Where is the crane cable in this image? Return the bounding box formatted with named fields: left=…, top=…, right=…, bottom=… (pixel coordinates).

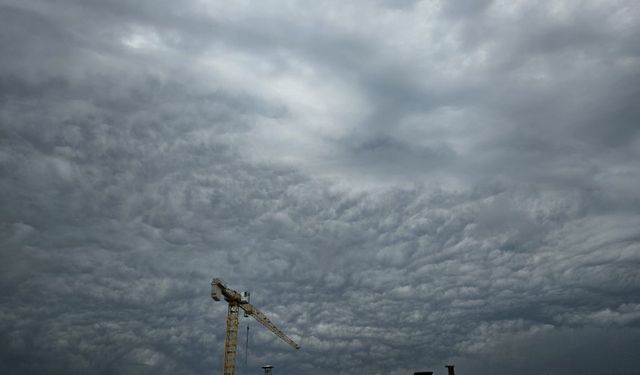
left=244, top=323, right=250, bottom=375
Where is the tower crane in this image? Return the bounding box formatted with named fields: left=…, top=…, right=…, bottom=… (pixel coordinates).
left=211, top=278, right=300, bottom=375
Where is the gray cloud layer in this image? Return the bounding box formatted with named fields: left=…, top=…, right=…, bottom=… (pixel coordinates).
left=1, top=1, right=639, bottom=374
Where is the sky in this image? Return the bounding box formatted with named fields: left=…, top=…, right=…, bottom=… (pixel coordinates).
left=1, top=0, right=639, bottom=374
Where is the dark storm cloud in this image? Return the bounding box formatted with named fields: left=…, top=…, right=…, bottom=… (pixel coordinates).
left=1, top=1, right=639, bottom=375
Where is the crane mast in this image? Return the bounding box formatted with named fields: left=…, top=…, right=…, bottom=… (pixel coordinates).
left=211, top=278, right=299, bottom=375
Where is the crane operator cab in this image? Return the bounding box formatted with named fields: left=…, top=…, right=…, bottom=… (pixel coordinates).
left=241, top=291, right=250, bottom=317
left=240, top=291, right=250, bottom=304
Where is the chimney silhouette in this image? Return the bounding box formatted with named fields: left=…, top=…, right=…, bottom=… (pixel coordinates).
left=445, top=365, right=455, bottom=375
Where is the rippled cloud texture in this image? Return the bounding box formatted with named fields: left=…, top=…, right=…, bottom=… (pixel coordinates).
left=1, top=1, right=640, bottom=374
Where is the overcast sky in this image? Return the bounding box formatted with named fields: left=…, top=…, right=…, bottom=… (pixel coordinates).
left=1, top=1, right=639, bottom=374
